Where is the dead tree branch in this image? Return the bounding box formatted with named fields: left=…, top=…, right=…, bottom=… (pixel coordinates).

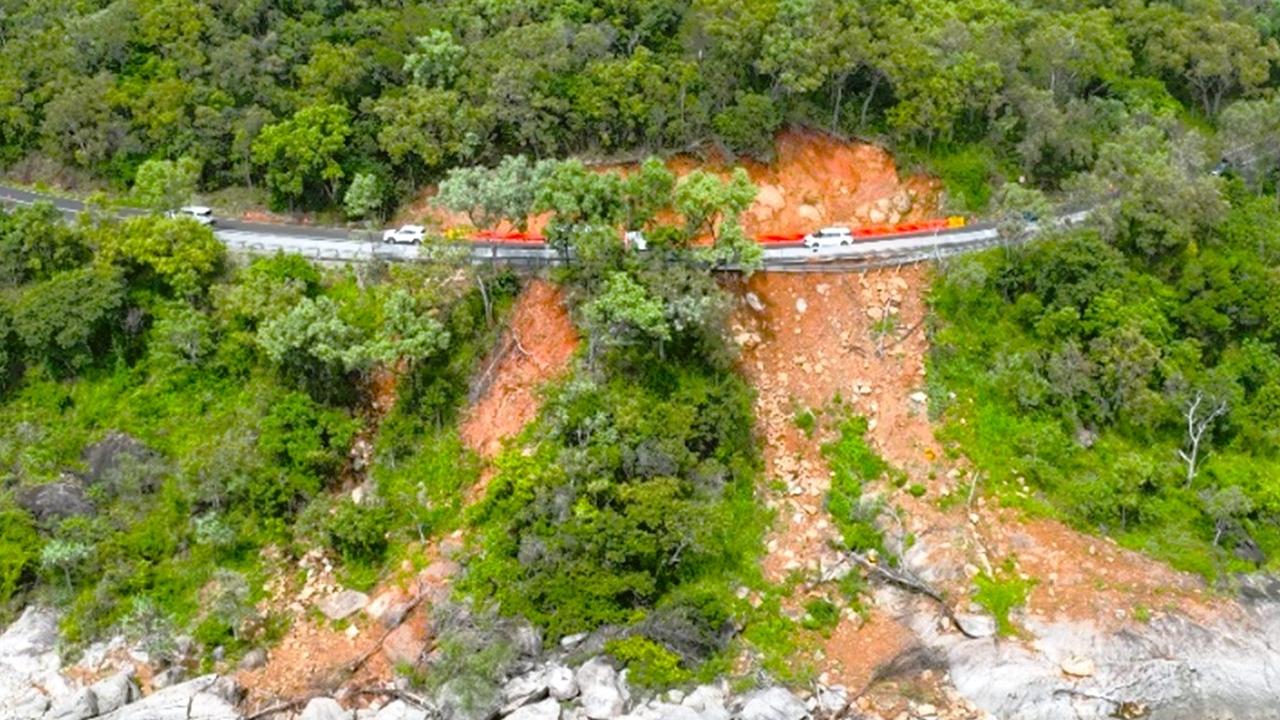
left=844, top=551, right=984, bottom=640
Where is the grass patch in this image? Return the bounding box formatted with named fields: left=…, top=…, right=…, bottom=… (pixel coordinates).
left=972, top=560, right=1035, bottom=637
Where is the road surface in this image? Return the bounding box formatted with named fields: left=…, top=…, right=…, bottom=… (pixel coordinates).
left=2, top=184, right=1064, bottom=271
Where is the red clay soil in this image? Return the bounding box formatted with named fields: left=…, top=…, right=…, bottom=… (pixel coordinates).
left=460, top=278, right=578, bottom=459
left=730, top=267, right=1228, bottom=702
left=397, top=129, right=940, bottom=239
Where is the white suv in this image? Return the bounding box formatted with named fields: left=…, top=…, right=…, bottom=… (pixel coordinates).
left=802, top=226, right=852, bottom=250
left=168, top=206, right=215, bottom=226
left=382, top=225, right=425, bottom=244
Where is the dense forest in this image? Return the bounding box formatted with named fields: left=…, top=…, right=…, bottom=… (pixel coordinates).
left=2, top=0, right=1279, bottom=213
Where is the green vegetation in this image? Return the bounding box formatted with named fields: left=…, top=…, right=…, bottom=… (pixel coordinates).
left=931, top=149, right=1280, bottom=578
left=3, top=1, right=1278, bottom=216
left=459, top=159, right=775, bottom=684
left=823, top=416, right=893, bottom=558
left=0, top=202, right=512, bottom=656
left=605, top=636, right=694, bottom=689
left=972, top=561, right=1036, bottom=637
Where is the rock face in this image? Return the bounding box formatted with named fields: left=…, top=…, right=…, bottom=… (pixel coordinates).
left=737, top=687, right=809, bottom=720
left=17, top=481, right=94, bottom=523
left=545, top=665, right=578, bottom=701
left=575, top=659, right=627, bottom=719
left=0, top=607, right=74, bottom=718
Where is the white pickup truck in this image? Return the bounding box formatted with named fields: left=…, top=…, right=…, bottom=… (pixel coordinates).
left=167, top=206, right=215, bottom=226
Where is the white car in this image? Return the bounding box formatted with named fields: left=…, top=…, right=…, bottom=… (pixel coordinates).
left=802, top=226, right=853, bottom=250
left=168, top=206, right=215, bottom=226
left=382, top=225, right=425, bottom=244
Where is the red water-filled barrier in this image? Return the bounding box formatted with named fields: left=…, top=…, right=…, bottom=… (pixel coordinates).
left=472, top=229, right=547, bottom=244
left=757, top=232, right=806, bottom=244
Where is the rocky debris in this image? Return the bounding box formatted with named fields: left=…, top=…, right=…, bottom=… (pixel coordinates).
left=300, top=698, right=347, bottom=720
left=505, top=698, right=559, bottom=720
left=743, top=292, right=766, bottom=314
left=318, top=590, right=370, bottom=621
left=575, top=658, right=628, bottom=719
left=150, top=666, right=186, bottom=689
left=95, top=675, right=240, bottom=720
left=17, top=480, right=94, bottom=523
left=737, top=687, right=810, bottom=720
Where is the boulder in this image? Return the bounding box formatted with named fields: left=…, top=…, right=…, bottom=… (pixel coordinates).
left=382, top=620, right=429, bottom=667
left=237, top=648, right=268, bottom=671
left=502, top=670, right=549, bottom=713
left=375, top=700, right=428, bottom=720
left=88, top=670, right=141, bottom=714
left=96, top=675, right=239, bottom=720
left=814, top=686, right=847, bottom=716
left=575, top=659, right=626, bottom=719
left=301, top=698, right=348, bottom=720
left=17, top=481, right=93, bottom=523
left=738, top=687, right=808, bottom=720
left=506, top=698, right=560, bottom=720
left=511, top=623, right=543, bottom=659
left=43, top=688, right=98, bottom=720
left=743, top=293, right=765, bottom=314
left=318, top=590, right=369, bottom=621
left=150, top=666, right=186, bottom=690
left=545, top=665, right=578, bottom=701
left=81, top=430, right=162, bottom=495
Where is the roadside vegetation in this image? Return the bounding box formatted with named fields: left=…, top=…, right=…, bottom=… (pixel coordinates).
left=0, top=201, right=515, bottom=661
left=2, top=1, right=1278, bottom=219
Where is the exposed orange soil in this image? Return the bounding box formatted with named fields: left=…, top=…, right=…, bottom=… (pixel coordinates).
left=400, top=129, right=940, bottom=239
left=731, top=268, right=1226, bottom=703
left=460, top=278, right=578, bottom=460
left=237, top=539, right=461, bottom=708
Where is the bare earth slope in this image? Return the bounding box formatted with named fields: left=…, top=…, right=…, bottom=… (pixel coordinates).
left=732, top=268, right=1280, bottom=719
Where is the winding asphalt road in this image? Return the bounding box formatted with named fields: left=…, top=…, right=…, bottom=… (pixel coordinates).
left=1, top=184, right=1051, bottom=271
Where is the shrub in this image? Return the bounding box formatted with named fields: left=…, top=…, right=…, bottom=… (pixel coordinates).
left=0, top=507, right=40, bottom=605
left=823, top=416, right=890, bottom=556
left=800, top=598, right=840, bottom=635
left=325, top=499, right=391, bottom=565
left=605, top=636, right=693, bottom=689
left=972, top=561, right=1035, bottom=637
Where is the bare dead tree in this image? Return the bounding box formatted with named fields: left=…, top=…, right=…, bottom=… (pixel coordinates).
left=1178, top=391, right=1228, bottom=489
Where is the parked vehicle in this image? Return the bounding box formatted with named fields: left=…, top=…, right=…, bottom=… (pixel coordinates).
left=802, top=226, right=852, bottom=250
left=382, top=225, right=426, bottom=244
left=167, top=206, right=215, bottom=226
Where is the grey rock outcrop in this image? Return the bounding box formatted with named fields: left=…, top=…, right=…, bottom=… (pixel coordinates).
left=737, top=687, right=809, bottom=720
left=0, top=607, right=73, bottom=719
left=17, top=481, right=93, bottom=523
left=88, top=671, right=140, bottom=715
